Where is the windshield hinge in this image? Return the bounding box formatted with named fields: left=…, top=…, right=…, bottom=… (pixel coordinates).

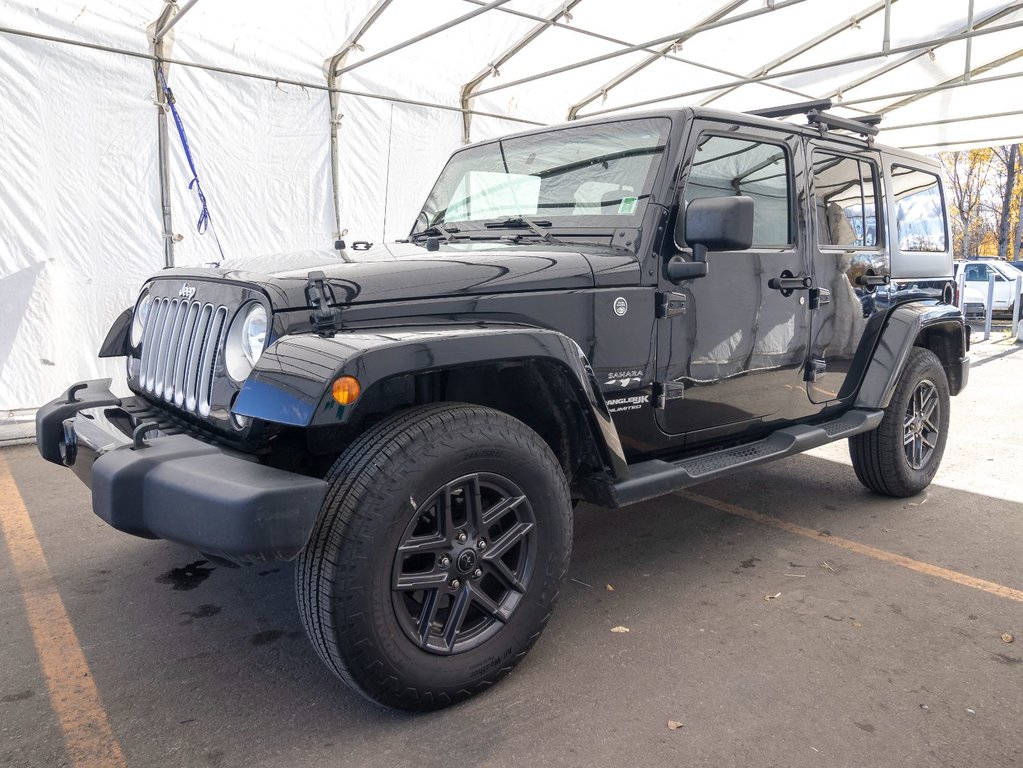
left=305, top=270, right=342, bottom=337
left=656, top=291, right=688, bottom=318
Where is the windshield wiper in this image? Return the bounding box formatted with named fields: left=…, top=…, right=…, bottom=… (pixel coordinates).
left=411, top=224, right=461, bottom=243
left=483, top=216, right=566, bottom=246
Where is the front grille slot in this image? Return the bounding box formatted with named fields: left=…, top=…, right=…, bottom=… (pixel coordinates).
left=139, top=297, right=229, bottom=417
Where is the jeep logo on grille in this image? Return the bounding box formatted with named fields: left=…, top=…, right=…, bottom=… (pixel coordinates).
left=178, top=284, right=196, bottom=300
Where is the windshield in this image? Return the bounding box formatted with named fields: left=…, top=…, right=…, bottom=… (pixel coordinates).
left=413, top=117, right=671, bottom=234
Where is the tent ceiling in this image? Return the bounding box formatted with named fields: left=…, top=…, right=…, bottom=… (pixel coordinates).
left=4, top=0, right=1023, bottom=152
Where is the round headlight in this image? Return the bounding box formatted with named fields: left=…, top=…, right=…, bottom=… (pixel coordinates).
left=242, top=304, right=267, bottom=365
left=130, top=290, right=152, bottom=347
left=225, top=302, right=268, bottom=382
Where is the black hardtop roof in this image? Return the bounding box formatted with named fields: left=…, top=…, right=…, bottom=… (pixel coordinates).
left=471, top=106, right=939, bottom=170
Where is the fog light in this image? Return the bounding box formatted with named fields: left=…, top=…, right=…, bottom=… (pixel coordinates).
left=331, top=376, right=361, bottom=405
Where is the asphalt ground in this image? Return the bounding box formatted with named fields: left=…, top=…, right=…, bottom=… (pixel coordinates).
left=2, top=335, right=1021, bottom=768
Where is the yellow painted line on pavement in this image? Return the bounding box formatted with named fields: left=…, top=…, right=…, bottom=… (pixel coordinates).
left=677, top=490, right=1023, bottom=604
left=0, top=456, right=126, bottom=767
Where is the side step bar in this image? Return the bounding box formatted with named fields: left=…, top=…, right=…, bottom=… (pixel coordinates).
left=590, top=409, right=883, bottom=509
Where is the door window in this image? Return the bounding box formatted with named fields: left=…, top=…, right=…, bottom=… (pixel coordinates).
left=811, top=152, right=878, bottom=247
left=683, top=134, right=792, bottom=247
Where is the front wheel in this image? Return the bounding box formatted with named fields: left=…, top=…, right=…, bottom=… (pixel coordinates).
left=296, top=403, right=572, bottom=710
left=849, top=347, right=950, bottom=497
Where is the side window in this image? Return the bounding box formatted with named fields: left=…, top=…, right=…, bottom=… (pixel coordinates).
left=891, top=165, right=947, bottom=252
left=684, top=134, right=791, bottom=246
left=964, top=264, right=987, bottom=282
left=811, top=152, right=878, bottom=247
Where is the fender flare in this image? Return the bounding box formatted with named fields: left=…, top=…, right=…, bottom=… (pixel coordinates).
left=854, top=301, right=967, bottom=409
left=233, top=324, right=628, bottom=479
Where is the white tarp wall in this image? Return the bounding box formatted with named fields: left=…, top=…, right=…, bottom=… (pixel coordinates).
left=2, top=0, right=1023, bottom=419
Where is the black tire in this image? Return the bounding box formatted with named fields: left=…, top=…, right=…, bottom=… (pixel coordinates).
left=296, top=403, right=572, bottom=711
left=849, top=347, right=950, bottom=497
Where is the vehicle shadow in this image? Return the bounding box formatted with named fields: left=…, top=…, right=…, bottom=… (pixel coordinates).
left=8, top=447, right=1023, bottom=768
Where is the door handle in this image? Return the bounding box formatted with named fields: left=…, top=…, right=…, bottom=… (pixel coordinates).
left=768, top=270, right=813, bottom=297
left=855, top=273, right=891, bottom=287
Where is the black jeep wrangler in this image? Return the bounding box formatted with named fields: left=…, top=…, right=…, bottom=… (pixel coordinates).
left=37, top=101, right=969, bottom=710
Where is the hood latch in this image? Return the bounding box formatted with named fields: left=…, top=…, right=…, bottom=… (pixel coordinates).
left=305, top=270, right=342, bottom=337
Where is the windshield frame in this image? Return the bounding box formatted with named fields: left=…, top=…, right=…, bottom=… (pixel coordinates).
left=410, top=115, right=678, bottom=240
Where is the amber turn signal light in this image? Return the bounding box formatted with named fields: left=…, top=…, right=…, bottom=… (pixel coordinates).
left=331, top=376, right=361, bottom=405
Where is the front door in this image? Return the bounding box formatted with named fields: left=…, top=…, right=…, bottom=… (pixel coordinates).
left=805, top=143, right=886, bottom=403
left=655, top=122, right=816, bottom=443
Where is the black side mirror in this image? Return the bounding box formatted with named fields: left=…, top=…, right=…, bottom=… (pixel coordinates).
left=667, top=196, right=755, bottom=282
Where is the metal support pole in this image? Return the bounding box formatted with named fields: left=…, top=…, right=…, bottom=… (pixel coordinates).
left=461, top=0, right=584, bottom=143
left=575, top=15, right=1023, bottom=119
left=882, top=0, right=892, bottom=52
left=153, top=0, right=200, bottom=43
left=964, top=0, right=975, bottom=81
left=325, top=0, right=395, bottom=242
left=150, top=2, right=178, bottom=268
left=567, top=0, right=749, bottom=120
left=474, top=0, right=811, bottom=99
left=698, top=0, right=892, bottom=108
left=836, top=2, right=1020, bottom=97
left=956, top=270, right=967, bottom=310
left=334, top=0, right=513, bottom=77
left=985, top=273, right=995, bottom=340
left=1013, top=275, right=1022, bottom=338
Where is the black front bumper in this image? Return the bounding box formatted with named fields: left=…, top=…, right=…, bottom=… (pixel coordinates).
left=36, top=380, right=327, bottom=563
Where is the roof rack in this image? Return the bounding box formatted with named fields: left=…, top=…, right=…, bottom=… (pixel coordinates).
left=747, top=99, right=882, bottom=139
left=747, top=99, right=833, bottom=119
left=806, top=109, right=881, bottom=138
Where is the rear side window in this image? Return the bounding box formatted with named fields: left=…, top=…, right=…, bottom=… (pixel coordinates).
left=891, top=166, right=947, bottom=252
left=811, top=152, right=878, bottom=247
left=684, top=134, right=791, bottom=246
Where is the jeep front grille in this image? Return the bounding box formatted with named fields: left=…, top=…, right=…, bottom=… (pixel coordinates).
left=138, top=298, right=229, bottom=417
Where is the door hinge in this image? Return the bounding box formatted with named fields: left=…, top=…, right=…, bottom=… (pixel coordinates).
left=657, top=291, right=688, bottom=318
left=804, top=358, right=827, bottom=382
left=809, top=286, right=831, bottom=310
left=653, top=381, right=685, bottom=409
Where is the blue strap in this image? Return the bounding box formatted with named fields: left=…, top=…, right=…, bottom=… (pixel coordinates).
left=157, top=65, right=225, bottom=259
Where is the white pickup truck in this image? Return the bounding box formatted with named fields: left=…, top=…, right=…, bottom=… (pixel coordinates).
left=954, top=260, right=1023, bottom=314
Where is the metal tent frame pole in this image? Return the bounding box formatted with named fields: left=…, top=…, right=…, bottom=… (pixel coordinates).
left=698, top=0, right=896, bottom=108
left=823, top=2, right=1022, bottom=105
left=876, top=48, right=1023, bottom=114
left=884, top=108, right=1023, bottom=133
left=565, top=0, right=750, bottom=121
left=333, top=0, right=513, bottom=77
left=461, top=0, right=827, bottom=110
left=323, top=0, right=511, bottom=238
left=574, top=17, right=1023, bottom=119
left=460, top=0, right=585, bottom=144
left=324, top=0, right=395, bottom=241
left=153, top=0, right=200, bottom=44
left=472, top=0, right=812, bottom=100
left=150, top=1, right=181, bottom=268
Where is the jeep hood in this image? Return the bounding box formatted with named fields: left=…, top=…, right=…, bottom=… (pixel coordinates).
left=158, top=241, right=638, bottom=310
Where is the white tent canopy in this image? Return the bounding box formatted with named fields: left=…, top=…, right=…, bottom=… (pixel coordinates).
left=2, top=0, right=1022, bottom=419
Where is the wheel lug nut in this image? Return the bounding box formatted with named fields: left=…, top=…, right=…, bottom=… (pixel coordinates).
left=450, top=579, right=461, bottom=589
left=439, top=556, right=451, bottom=567
left=477, top=539, right=486, bottom=550
left=457, top=531, right=468, bottom=543
left=472, top=568, right=482, bottom=579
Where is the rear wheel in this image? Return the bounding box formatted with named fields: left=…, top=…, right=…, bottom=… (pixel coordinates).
left=849, top=347, right=950, bottom=497
left=296, top=403, right=571, bottom=710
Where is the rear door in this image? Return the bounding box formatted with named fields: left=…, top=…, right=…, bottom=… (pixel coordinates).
left=805, top=142, right=886, bottom=403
